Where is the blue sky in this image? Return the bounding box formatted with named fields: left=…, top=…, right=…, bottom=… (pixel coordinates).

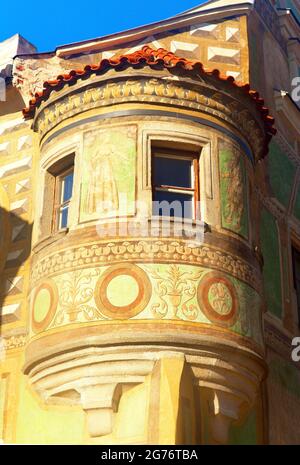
left=0, top=1, right=206, bottom=53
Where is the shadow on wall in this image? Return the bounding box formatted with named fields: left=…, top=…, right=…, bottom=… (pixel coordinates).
left=0, top=206, right=32, bottom=336
left=0, top=84, right=26, bottom=117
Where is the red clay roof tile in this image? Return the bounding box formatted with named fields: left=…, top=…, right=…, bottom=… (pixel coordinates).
left=22, top=46, right=276, bottom=152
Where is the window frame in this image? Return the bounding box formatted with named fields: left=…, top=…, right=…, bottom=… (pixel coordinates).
left=151, top=147, right=200, bottom=220
left=52, top=165, right=74, bottom=232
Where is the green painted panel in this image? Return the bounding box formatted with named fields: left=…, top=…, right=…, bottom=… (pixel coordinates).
left=219, top=143, right=249, bottom=239
left=228, top=409, right=257, bottom=445
left=269, top=358, right=300, bottom=399
left=268, top=140, right=296, bottom=208
left=293, top=187, right=300, bottom=221
left=260, top=208, right=282, bottom=319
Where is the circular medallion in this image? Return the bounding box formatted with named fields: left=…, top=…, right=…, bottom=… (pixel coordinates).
left=197, top=272, right=238, bottom=327
left=32, top=280, right=58, bottom=333
left=95, top=264, right=151, bottom=319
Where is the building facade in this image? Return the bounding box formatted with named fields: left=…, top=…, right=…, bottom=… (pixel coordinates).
left=0, top=0, right=300, bottom=445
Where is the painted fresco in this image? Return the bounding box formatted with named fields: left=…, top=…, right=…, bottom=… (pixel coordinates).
left=80, top=125, right=137, bottom=221
left=30, top=263, right=263, bottom=348
left=219, top=141, right=249, bottom=238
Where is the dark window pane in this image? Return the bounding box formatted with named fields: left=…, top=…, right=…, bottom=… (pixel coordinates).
left=153, top=156, right=193, bottom=188
left=60, top=206, right=69, bottom=229
left=153, top=190, right=193, bottom=219
left=62, top=172, right=74, bottom=202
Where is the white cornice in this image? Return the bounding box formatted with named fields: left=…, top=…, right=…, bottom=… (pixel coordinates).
left=55, top=2, right=254, bottom=58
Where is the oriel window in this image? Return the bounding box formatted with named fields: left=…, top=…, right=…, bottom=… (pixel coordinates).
left=53, top=167, right=74, bottom=230
left=152, top=148, right=200, bottom=219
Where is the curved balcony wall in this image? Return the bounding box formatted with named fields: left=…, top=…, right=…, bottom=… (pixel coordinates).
left=22, top=49, right=274, bottom=442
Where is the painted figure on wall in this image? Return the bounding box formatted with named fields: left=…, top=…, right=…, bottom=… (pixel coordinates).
left=219, top=141, right=249, bottom=238
left=222, top=154, right=244, bottom=229
left=84, top=134, right=119, bottom=215
left=81, top=126, right=137, bottom=221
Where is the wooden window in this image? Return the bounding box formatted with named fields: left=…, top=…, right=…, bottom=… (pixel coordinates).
left=53, top=166, right=74, bottom=231
left=292, top=245, right=300, bottom=327
left=152, top=148, right=200, bottom=219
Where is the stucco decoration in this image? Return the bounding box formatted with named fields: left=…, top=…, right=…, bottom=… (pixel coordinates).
left=80, top=125, right=137, bottom=221
left=33, top=76, right=267, bottom=163
left=30, top=239, right=261, bottom=291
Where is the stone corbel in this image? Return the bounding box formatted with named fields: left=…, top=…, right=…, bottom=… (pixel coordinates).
left=187, top=345, right=266, bottom=444
left=79, top=383, right=123, bottom=437
left=24, top=348, right=156, bottom=438
left=208, top=390, right=245, bottom=445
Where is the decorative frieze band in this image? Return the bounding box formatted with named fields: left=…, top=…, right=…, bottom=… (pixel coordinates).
left=1, top=333, right=28, bottom=351
left=35, top=77, right=264, bottom=160
left=30, top=238, right=261, bottom=292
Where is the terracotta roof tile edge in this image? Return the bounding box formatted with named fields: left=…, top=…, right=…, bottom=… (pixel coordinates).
left=22, top=46, right=277, bottom=155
